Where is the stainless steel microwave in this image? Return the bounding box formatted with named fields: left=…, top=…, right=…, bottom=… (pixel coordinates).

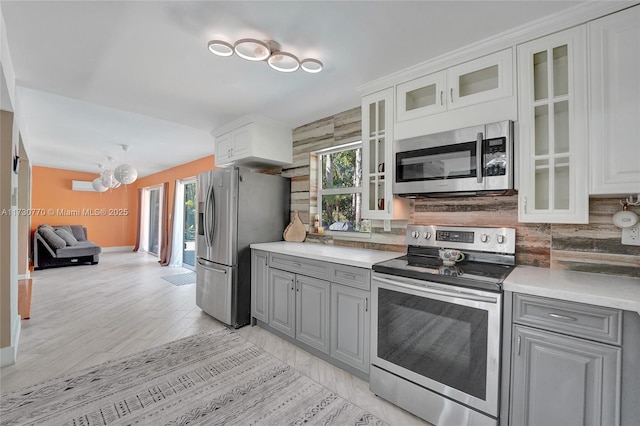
left=393, top=120, right=514, bottom=197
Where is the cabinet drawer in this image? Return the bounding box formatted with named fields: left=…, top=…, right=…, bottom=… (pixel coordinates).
left=513, top=294, right=621, bottom=345
left=268, top=253, right=330, bottom=280
left=330, top=264, right=371, bottom=290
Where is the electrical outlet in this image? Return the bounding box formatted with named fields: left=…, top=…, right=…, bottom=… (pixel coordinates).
left=621, top=224, right=640, bottom=246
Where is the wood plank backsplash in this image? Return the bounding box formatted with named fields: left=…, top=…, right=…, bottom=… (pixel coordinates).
left=281, top=108, right=640, bottom=278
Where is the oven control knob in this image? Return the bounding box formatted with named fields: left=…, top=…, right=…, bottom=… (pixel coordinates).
left=412, top=231, right=420, bottom=239
left=481, top=233, right=490, bottom=243
left=497, top=234, right=506, bottom=244
left=423, top=231, right=432, bottom=240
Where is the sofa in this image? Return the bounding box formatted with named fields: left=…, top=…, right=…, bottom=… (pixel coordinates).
left=33, top=224, right=101, bottom=270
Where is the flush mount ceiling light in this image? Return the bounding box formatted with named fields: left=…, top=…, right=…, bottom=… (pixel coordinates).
left=301, top=58, right=323, bottom=73
left=207, top=40, right=234, bottom=57
left=207, top=37, right=323, bottom=73
left=268, top=52, right=300, bottom=73
left=234, top=38, right=270, bottom=61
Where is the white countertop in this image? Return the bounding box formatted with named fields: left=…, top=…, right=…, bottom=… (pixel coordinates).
left=250, top=242, right=402, bottom=269
left=504, top=266, right=640, bottom=313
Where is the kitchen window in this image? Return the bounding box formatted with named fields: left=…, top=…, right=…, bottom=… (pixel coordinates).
left=315, top=142, right=370, bottom=234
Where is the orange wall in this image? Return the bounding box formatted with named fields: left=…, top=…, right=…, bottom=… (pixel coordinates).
left=31, top=167, right=132, bottom=247
left=32, top=155, right=215, bottom=247
left=126, top=155, right=215, bottom=246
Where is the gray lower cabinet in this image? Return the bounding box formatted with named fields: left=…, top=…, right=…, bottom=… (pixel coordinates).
left=251, top=250, right=372, bottom=379
left=250, top=249, right=269, bottom=323
left=295, top=275, right=330, bottom=354
left=330, top=283, right=370, bottom=373
left=268, top=268, right=296, bottom=338
left=509, top=294, right=622, bottom=426
left=268, top=267, right=331, bottom=354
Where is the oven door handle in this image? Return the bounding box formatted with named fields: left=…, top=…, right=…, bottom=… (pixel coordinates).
left=372, top=275, right=498, bottom=304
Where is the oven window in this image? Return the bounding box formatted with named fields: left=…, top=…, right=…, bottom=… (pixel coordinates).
left=396, top=141, right=476, bottom=182
left=377, top=288, right=488, bottom=400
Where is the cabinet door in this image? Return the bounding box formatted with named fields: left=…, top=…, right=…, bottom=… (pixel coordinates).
left=361, top=88, right=408, bottom=220
left=447, top=49, right=513, bottom=110
left=232, top=123, right=252, bottom=160
left=215, top=132, right=232, bottom=165
left=268, top=268, right=295, bottom=337
left=396, top=71, right=447, bottom=122
left=589, top=6, right=640, bottom=195
left=511, top=325, right=620, bottom=426
left=295, top=275, right=330, bottom=354
left=330, top=284, right=370, bottom=373
left=251, top=250, right=269, bottom=323
left=517, top=26, right=589, bottom=223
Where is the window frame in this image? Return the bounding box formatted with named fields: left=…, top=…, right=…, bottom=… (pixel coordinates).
left=315, top=141, right=370, bottom=237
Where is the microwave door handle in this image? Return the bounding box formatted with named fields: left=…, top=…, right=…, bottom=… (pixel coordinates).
left=476, top=132, right=483, bottom=184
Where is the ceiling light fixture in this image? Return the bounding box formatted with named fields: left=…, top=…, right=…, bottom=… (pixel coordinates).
left=91, top=145, right=138, bottom=192
left=234, top=38, right=270, bottom=61
left=208, top=40, right=234, bottom=57
left=207, top=37, right=323, bottom=73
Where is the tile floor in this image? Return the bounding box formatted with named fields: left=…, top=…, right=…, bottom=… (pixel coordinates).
left=0, top=251, right=430, bottom=425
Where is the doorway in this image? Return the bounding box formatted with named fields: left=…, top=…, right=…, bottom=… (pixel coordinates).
left=182, top=180, right=196, bottom=269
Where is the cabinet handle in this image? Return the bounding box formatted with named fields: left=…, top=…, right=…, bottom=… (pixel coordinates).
left=450, top=88, right=454, bottom=103
left=523, top=196, right=528, bottom=214
left=517, top=335, right=521, bottom=356
left=440, top=90, right=443, bottom=105
left=294, top=262, right=302, bottom=267
left=291, top=279, right=294, bottom=291
left=365, top=297, right=368, bottom=312
left=548, top=313, right=578, bottom=321
left=476, top=132, right=484, bottom=184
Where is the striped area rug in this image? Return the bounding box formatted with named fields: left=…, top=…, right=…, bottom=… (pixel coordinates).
left=0, top=328, right=386, bottom=425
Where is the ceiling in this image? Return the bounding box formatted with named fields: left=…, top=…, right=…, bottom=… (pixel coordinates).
left=0, top=1, right=584, bottom=177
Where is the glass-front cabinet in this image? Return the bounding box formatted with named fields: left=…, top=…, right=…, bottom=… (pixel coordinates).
left=517, top=26, right=589, bottom=223
left=396, top=49, right=513, bottom=122
left=361, top=88, right=408, bottom=220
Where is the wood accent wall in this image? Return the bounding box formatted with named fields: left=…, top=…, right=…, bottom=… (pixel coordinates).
left=286, top=109, right=640, bottom=278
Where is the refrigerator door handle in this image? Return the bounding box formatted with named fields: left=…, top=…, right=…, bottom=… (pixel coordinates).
left=206, top=184, right=215, bottom=247
left=197, top=258, right=227, bottom=273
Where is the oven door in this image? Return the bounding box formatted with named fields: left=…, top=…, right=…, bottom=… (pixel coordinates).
left=371, top=272, right=502, bottom=417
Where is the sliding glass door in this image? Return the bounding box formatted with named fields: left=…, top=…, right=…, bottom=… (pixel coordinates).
left=147, top=188, right=161, bottom=255
left=182, top=181, right=196, bottom=269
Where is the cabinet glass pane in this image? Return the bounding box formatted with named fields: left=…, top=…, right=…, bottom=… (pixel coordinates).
left=406, top=85, right=437, bottom=111
left=535, top=105, right=549, bottom=156
left=554, top=101, right=569, bottom=154
left=368, top=139, right=377, bottom=174
left=378, top=100, right=386, bottom=132
left=369, top=103, right=375, bottom=136
left=554, top=157, right=570, bottom=210
left=533, top=51, right=548, bottom=101
left=535, top=159, right=550, bottom=210
left=553, top=45, right=569, bottom=97
left=459, top=65, right=499, bottom=98
left=377, top=138, right=385, bottom=176
left=369, top=179, right=377, bottom=210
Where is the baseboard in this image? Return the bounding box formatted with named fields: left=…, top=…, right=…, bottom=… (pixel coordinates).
left=0, top=316, right=21, bottom=367
left=102, top=246, right=134, bottom=253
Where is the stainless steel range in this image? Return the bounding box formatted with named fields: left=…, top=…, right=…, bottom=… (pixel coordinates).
left=370, top=225, right=516, bottom=426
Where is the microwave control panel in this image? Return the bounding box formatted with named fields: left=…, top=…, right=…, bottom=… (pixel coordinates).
left=483, top=137, right=507, bottom=177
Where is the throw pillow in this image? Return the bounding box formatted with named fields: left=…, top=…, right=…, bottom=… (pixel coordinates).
left=39, top=226, right=67, bottom=249
left=55, top=228, right=78, bottom=246
left=69, top=225, right=87, bottom=241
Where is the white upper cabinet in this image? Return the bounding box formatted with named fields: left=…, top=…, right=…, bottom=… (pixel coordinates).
left=396, top=71, right=447, bottom=122
left=395, top=49, right=516, bottom=139
left=447, top=48, right=513, bottom=110
left=361, top=88, right=409, bottom=220
left=588, top=5, right=640, bottom=195
left=517, top=26, right=589, bottom=224
left=214, top=115, right=292, bottom=168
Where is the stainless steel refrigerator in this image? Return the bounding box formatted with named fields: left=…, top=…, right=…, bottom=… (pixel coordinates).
left=196, top=167, right=290, bottom=328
